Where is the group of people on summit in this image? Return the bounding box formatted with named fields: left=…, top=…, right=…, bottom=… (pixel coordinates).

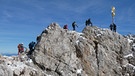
left=63, top=18, right=93, bottom=31
left=85, top=18, right=93, bottom=26
left=110, top=23, right=116, bottom=32
left=63, top=18, right=116, bottom=32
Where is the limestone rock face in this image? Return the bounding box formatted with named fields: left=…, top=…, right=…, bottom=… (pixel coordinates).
left=32, top=23, right=131, bottom=76
left=0, top=23, right=135, bottom=76
left=32, top=23, right=86, bottom=76
left=82, top=26, right=131, bottom=76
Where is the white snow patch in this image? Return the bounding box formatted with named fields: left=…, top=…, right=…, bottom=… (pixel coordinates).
left=2, top=55, right=7, bottom=57
left=6, top=61, right=12, bottom=65
left=126, top=73, right=130, bottom=76
left=68, top=30, right=76, bottom=33
left=78, top=33, right=83, bottom=35
left=28, top=59, right=33, bottom=63
left=8, top=62, right=27, bottom=71
left=123, top=63, right=128, bottom=67
left=124, top=53, right=133, bottom=58
left=46, top=75, right=52, bottom=76
left=45, top=28, right=48, bottom=31
left=80, top=36, right=86, bottom=40
left=25, top=58, right=33, bottom=63
left=102, top=28, right=109, bottom=31
left=132, top=43, right=135, bottom=47
left=76, top=40, right=79, bottom=45
left=97, top=34, right=102, bottom=37
left=77, top=69, right=82, bottom=74
left=123, top=63, right=135, bottom=69
left=78, top=33, right=86, bottom=40
left=128, top=39, right=133, bottom=43
left=128, top=64, right=135, bottom=69
left=48, top=26, right=51, bottom=29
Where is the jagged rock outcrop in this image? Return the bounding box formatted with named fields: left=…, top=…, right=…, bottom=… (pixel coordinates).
left=122, top=34, right=135, bottom=76
left=31, top=23, right=131, bottom=76
left=0, top=22, right=135, bottom=76
left=0, top=55, right=46, bottom=76
left=32, top=23, right=86, bottom=76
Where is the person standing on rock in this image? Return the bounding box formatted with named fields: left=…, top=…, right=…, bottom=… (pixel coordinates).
left=110, top=6, right=117, bottom=32
left=110, top=23, right=117, bottom=32
left=87, top=18, right=93, bottom=26
left=110, top=24, right=113, bottom=31
left=72, top=21, right=78, bottom=31
left=113, top=23, right=116, bottom=32
left=85, top=20, right=88, bottom=26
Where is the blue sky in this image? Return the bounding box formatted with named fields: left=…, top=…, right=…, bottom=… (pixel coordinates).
left=0, top=0, right=135, bottom=54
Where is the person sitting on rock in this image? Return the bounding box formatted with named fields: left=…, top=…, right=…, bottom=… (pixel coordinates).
left=63, top=24, right=68, bottom=29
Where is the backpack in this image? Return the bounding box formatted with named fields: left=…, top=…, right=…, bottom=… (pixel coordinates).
left=29, top=42, right=35, bottom=49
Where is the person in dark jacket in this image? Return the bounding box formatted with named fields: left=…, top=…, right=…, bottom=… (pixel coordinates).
left=36, top=35, right=41, bottom=42
left=110, top=24, right=113, bottom=31
left=63, top=25, right=68, bottom=29
left=85, top=20, right=88, bottom=26
left=87, top=18, right=93, bottom=26
left=110, top=23, right=117, bottom=32
left=28, top=41, right=36, bottom=55
left=113, top=23, right=116, bottom=32
left=72, top=21, right=78, bottom=31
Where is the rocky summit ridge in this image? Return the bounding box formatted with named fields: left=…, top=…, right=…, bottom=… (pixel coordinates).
left=0, top=22, right=135, bottom=76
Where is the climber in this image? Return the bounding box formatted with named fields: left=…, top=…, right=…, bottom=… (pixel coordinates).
left=17, top=43, right=24, bottom=55
left=85, top=20, right=88, bottom=26
left=110, top=23, right=117, bottom=32
left=72, top=21, right=78, bottom=31
left=87, top=18, right=93, bottom=26
left=110, top=24, right=113, bottom=31
left=63, top=24, right=68, bottom=29
left=36, top=35, right=41, bottom=42
left=113, top=23, right=116, bottom=32
left=28, top=41, right=36, bottom=55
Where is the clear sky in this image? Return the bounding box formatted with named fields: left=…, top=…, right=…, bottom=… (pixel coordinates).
left=0, top=0, right=135, bottom=54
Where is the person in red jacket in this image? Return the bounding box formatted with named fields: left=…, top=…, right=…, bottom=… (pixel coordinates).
left=17, top=43, right=24, bottom=55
